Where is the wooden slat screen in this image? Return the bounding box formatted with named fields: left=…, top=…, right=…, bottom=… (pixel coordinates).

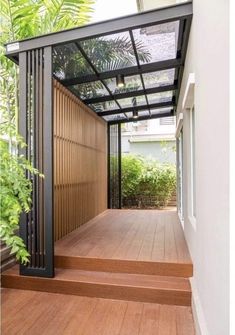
left=53, top=80, right=107, bottom=241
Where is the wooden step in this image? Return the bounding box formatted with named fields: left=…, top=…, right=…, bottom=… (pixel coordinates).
left=55, top=255, right=193, bottom=278
left=2, top=266, right=191, bottom=306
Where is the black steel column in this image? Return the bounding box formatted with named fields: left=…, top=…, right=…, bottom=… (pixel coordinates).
left=18, top=47, right=54, bottom=278
left=118, top=123, right=122, bottom=209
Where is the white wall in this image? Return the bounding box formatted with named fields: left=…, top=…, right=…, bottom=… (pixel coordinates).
left=177, top=1, right=229, bottom=334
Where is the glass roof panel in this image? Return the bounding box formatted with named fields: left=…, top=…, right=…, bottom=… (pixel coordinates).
left=89, top=100, right=119, bottom=112
left=150, top=107, right=173, bottom=115
left=143, top=69, right=175, bottom=89
left=79, top=31, right=137, bottom=73
left=138, top=110, right=150, bottom=116
left=132, top=21, right=180, bottom=64
left=147, top=91, right=173, bottom=104
left=104, top=75, right=143, bottom=94
left=103, top=114, right=127, bottom=121
left=69, top=81, right=109, bottom=100
left=53, top=43, right=94, bottom=80
left=117, top=95, right=147, bottom=108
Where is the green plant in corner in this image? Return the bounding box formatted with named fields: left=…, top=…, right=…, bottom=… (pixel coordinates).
left=0, top=0, right=95, bottom=264
left=0, top=123, right=44, bottom=264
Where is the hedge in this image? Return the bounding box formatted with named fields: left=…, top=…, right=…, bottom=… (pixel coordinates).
left=121, top=154, right=176, bottom=208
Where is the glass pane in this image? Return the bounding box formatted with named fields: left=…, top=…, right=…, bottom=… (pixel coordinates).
left=138, top=110, right=150, bottom=116
left=117, top=95, right=147, bottom=108
left=104, top=75, right=143, bottom=94
left=125, top=112, right=134, bottom=118
left=147, top=91, right=173, bottom=104
left=53, top=43, right=94, bottom=80
left=80, top=31, right=137, bottom=72
left=150, top=107, right=172, bottom=115
left=103, top=114, right=127, bottom=121
left=143, top=69, right=175, bottom=89
left=133, top=21, right=180, bottom=64
left=89, top=100, right=119, bottom=112
left=69, top=81, right=109, bottom=100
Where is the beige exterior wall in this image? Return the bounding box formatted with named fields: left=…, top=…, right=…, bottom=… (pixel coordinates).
left=176, top=1, right=229, bottom=335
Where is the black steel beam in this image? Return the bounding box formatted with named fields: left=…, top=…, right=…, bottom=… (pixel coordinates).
left=97, top=101, right=174, bottom=116
left=129, top=29, right=151, bottom=116
left=84, top=83, right=178, bottom=104
left=108, top=111, right=174, bottom=125
left=175, top=15, right=192, bottom=104
left=60, top=58, right=182, bottom=86
left=5, top=2, right=193, bottom=57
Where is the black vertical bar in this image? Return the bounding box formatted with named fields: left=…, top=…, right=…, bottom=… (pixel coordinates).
left=32, top=49, right=37, bottom=267
left=27, top=51, right=32, bottom=267
left=107, top=124, right=111, bottom=209
left=43, top=46, right=54, bottom=277
left=19, top=52, right=28, bottom=275
left=39, top=48, right=44, bottom=268
left=118, top=123, right=122, bottom=209
left=35, top=49, right=40, bottom=267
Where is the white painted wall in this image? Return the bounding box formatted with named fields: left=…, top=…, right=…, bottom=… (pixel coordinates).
left=176, top=1, right=229, bottom=334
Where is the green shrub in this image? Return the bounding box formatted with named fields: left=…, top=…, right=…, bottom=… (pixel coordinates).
left=121, top=155, right=176, bottom=208
left=138, top=160, right=176, bottom=207
left=121, top=155, right=144, bottom=197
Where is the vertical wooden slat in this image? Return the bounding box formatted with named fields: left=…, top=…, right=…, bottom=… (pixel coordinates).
left=53, top=80, right=107, bottom=241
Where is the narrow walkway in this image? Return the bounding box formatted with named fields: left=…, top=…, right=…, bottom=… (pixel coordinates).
left=55, top=209, right=191, bottom=264
left=2, top=288, right=195, bottom=335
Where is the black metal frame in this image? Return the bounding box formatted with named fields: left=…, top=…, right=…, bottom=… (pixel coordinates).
left=107, top=123, right=122, bottom=209
left=6, top=2, right=192, bottom=57
left=6, top=2, right=192, bottom=125
left=18, top=47, right=54, bottom=278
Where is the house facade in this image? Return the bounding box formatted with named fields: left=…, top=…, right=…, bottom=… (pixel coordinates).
left=137, top=0, right=229, bottom=334
left=122, top=116, right=176, bottom=163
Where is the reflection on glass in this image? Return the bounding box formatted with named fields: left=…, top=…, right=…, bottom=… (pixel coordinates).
left=133, top=21, right=179, bottom=64
left=147, top=91, right=173, bottom=104
left=138, top=110, right=150, bottom=116
left=70, top=81, right=109, bottom=100
left=150, top=107, right=172, bottom=115
left=117, top=95, right=146, bottom=108
left=53, top=43, right=94, bottom=79
left=104, top=75, right=143, bottom=94
left=143, top=69, right=175, bottom=89
left=80, top=32, right=138, bottom=72
left=89, top=100, right=119, bottom=112
left=103, top=113, right=127, bottom=121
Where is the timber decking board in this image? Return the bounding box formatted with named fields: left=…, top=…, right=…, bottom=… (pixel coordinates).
left=55, top=209, right=192, bottom=264
left=1, top=289, right=195, bottom=335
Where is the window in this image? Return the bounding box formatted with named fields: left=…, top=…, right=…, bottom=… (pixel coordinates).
left=177, top=128, right=184, bottom=223
left=190, top=106, right=196, bottom=218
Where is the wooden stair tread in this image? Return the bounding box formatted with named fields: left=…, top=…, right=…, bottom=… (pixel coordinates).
left=2, top=266, right=191, bottom=306
left=3, top=266, right=191, bottom=291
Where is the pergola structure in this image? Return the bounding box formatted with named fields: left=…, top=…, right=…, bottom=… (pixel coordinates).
left=5, top=2, right=192, bottom=277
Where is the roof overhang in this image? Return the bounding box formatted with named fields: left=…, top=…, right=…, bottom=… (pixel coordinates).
left=5, top=1, right=192, bottom=124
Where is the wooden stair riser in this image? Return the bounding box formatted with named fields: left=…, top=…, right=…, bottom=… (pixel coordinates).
left=1, top=274, right=191, bottom=306
left=55, top=255, right=193, bottom=278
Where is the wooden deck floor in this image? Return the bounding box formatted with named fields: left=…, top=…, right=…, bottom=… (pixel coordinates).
left=1, top=288, right=195, bottom=335
left=55, top=209, right=191, bottom=264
